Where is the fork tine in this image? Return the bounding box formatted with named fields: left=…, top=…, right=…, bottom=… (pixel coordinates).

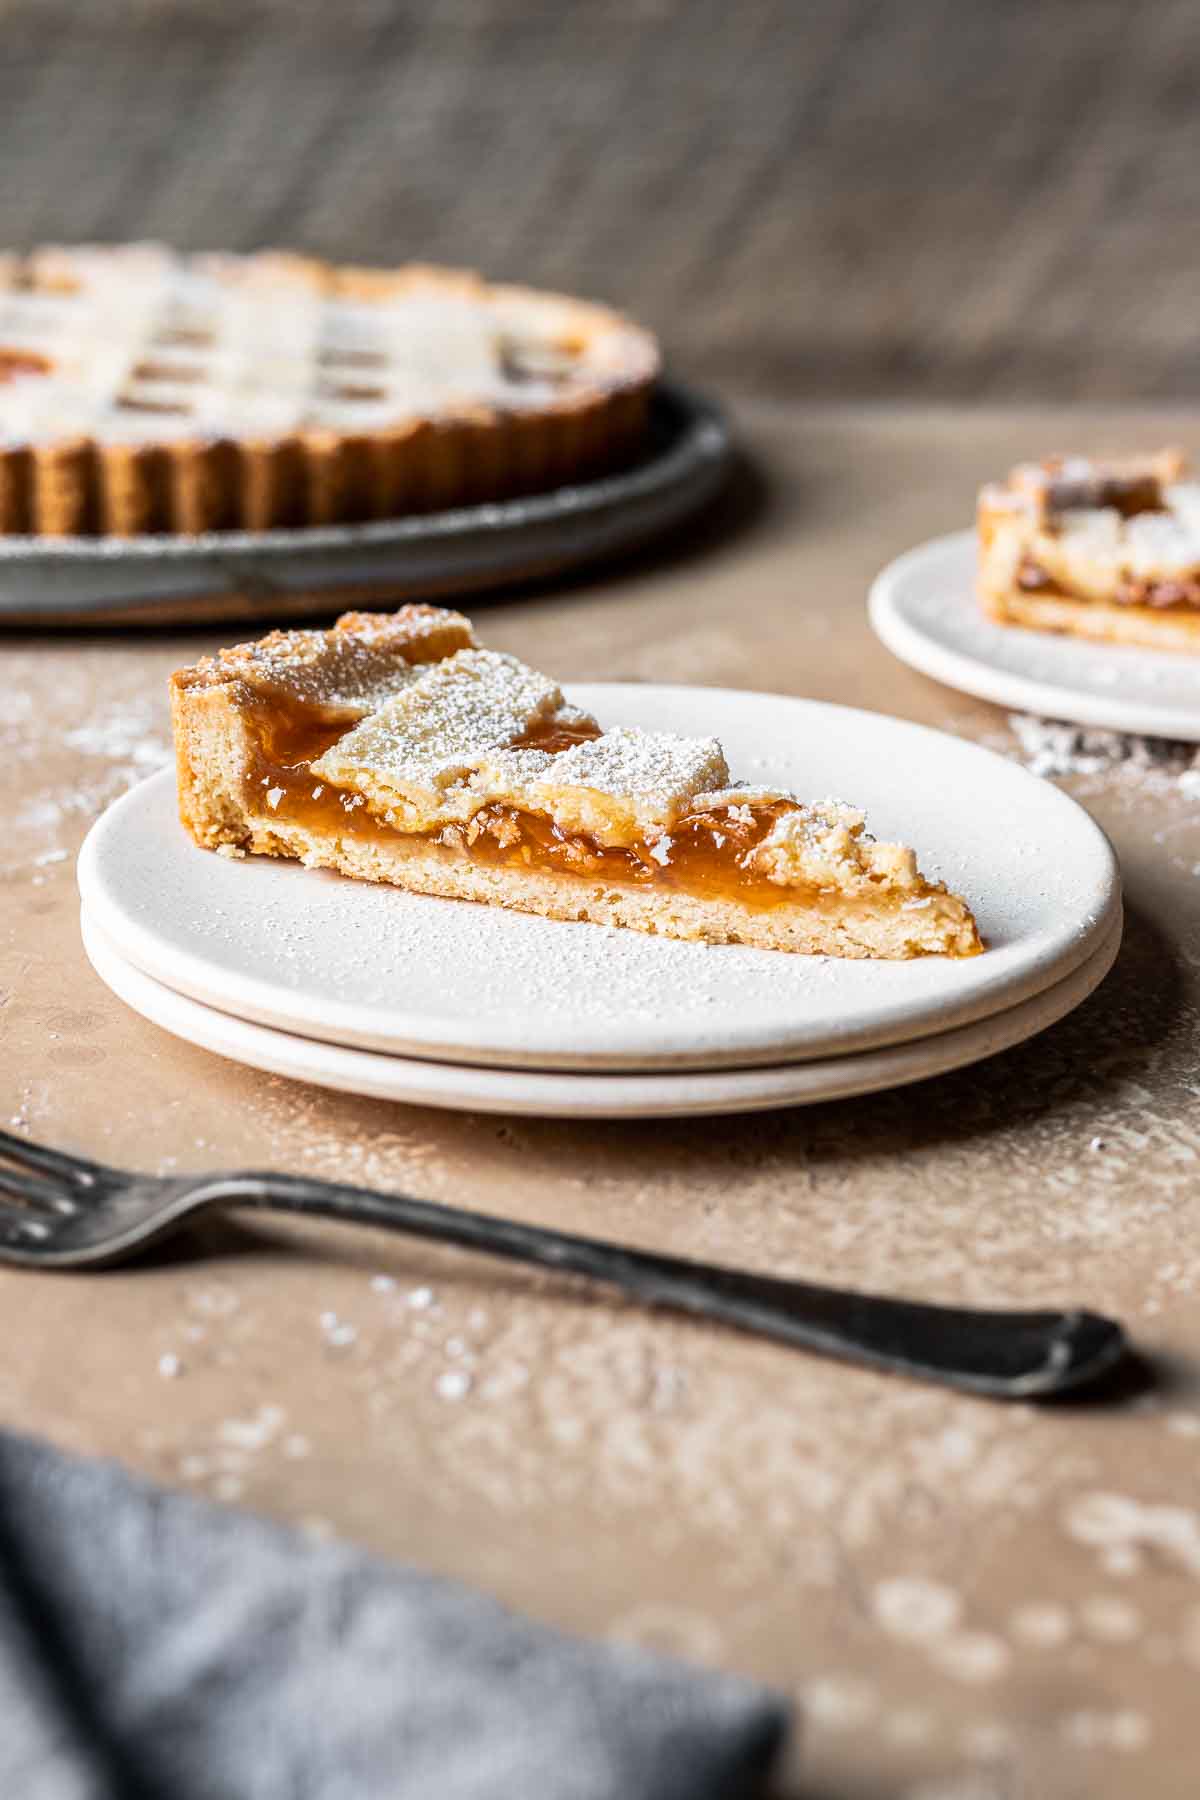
left=0, top=1164, right=64, bottom=1210
left=0, top=1192, right=61, bottom=1246
left=0, top=1127, right=106, bottom=1185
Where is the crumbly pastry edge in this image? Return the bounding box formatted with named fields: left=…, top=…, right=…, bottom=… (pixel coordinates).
left=0, top=257, right=659, bottom=537
left=979, top=583, right=1200, bottom=652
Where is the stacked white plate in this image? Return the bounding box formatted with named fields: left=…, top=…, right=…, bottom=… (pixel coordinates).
left=870, top=530, right=1200, bottom=741
left=78, top=684, right=1122, bottom=1119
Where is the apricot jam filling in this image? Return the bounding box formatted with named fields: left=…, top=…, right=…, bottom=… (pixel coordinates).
left=1017, top=556, right=1200, bottom=612
left=0, top=349, right=52, bottom=382
left=236, top=691, right=826, bottom=912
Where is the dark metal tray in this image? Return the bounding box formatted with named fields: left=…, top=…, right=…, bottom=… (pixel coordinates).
left=0, top=380, right=729, bottom=627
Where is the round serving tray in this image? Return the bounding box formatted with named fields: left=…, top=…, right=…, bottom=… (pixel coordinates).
left=0, top=380, right=730, bottom=628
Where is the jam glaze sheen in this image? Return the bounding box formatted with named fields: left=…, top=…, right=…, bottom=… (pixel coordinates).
left=237, top=690, right=835, bottom=914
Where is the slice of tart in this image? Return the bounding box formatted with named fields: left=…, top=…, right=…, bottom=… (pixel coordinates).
left=170, top=607, right=981, bottom=959
left=978, top=449, right=1200, bottom=651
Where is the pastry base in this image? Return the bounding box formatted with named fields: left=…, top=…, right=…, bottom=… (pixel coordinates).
left=981, top=585, right=1200, bottom=653
left=205, top=810, right=977, bottom=959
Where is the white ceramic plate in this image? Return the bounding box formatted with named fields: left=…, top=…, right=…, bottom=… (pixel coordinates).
left=870, top=529, right=1200, bottom=741
left=76, top=684, right=1122, bottom=1073
left=81, top=908, right=1122, bottom=1120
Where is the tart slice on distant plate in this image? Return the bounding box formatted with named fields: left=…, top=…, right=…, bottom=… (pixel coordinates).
left=978, top=448, right=1200, bottom=652
left=170, top=606, right=981, bottom=958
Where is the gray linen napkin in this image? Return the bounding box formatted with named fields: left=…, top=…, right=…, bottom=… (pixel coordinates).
left=0, top=1432, right=789, bottom=1800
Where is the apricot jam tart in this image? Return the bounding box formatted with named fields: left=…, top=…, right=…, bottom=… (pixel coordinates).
left=0, top=246, right=657, bottom=535
left=170, top=606, right=981, bottom=958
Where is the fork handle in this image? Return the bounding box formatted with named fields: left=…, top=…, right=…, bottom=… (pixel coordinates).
left=202, top=1173, right=1125, bottom=1399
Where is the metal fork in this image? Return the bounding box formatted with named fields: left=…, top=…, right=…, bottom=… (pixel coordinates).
left=0, top=1127, right=1125, bottom=1398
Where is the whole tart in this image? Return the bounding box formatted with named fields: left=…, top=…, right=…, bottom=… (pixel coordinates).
left=170, top=605, right=982, bottom=959
left=978, top=450, right=1200, bottom=651
left=0, top=245, right=659, bottom=537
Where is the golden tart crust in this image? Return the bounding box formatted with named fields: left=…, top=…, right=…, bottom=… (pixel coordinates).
left=0, top=246, right=658, bottom=536
left=170, top=606, right=982, bottom=960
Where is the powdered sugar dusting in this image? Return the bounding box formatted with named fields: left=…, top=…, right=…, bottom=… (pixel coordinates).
left=532, top=726, right=727, bottom=818
left=312, top=648, right=560, bottom=793
left=998, top=714, right=1200, bottom=790
left=194, top=608, right=474, bottom=715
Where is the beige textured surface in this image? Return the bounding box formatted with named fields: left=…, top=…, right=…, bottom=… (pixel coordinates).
left=4, top=402, right=1200, bottom=1799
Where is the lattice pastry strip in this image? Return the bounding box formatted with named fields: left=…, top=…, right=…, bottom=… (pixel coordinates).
left=177, top=606, right=477, bottom=720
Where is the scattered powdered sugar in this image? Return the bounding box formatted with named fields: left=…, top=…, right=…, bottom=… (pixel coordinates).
left=319, top=1311, right=357, bottom=1350
left=873, top=1576, right=962, bottom=1641
left=871, top=1579, right=1010, bottom=1687
left=803, top=1673, right=877, bottom=1732
left=931, top=1633, right=1011, bottom=1686
left=1010, top=1602, right=1072, bottom=1649
left=64, top=701, right=172, bottom=771
left=8, top=679, right=171, bottom=871
left=1079, top=1595, right=1141, bottom=1643
left=1061, top=1708, right=1151, bottom=1753
left=999, top=713, right=1200, bottom=791
left=219, top=1405, right=286, bottom=1452
left=1064, top=1492, right=1200, bottom=1577
left=435, top=1369, right=473, bottom=1401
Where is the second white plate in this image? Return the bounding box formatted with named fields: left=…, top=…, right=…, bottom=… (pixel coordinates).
left=870, top=529, right=1200, bottom=741
left=76, top=684, right=1122, bottom=1073
left=81, top=908, right=1122, bottom=1120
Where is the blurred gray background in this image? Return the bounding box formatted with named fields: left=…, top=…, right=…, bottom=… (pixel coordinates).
left=2, top=0, right=1197, bottom=401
